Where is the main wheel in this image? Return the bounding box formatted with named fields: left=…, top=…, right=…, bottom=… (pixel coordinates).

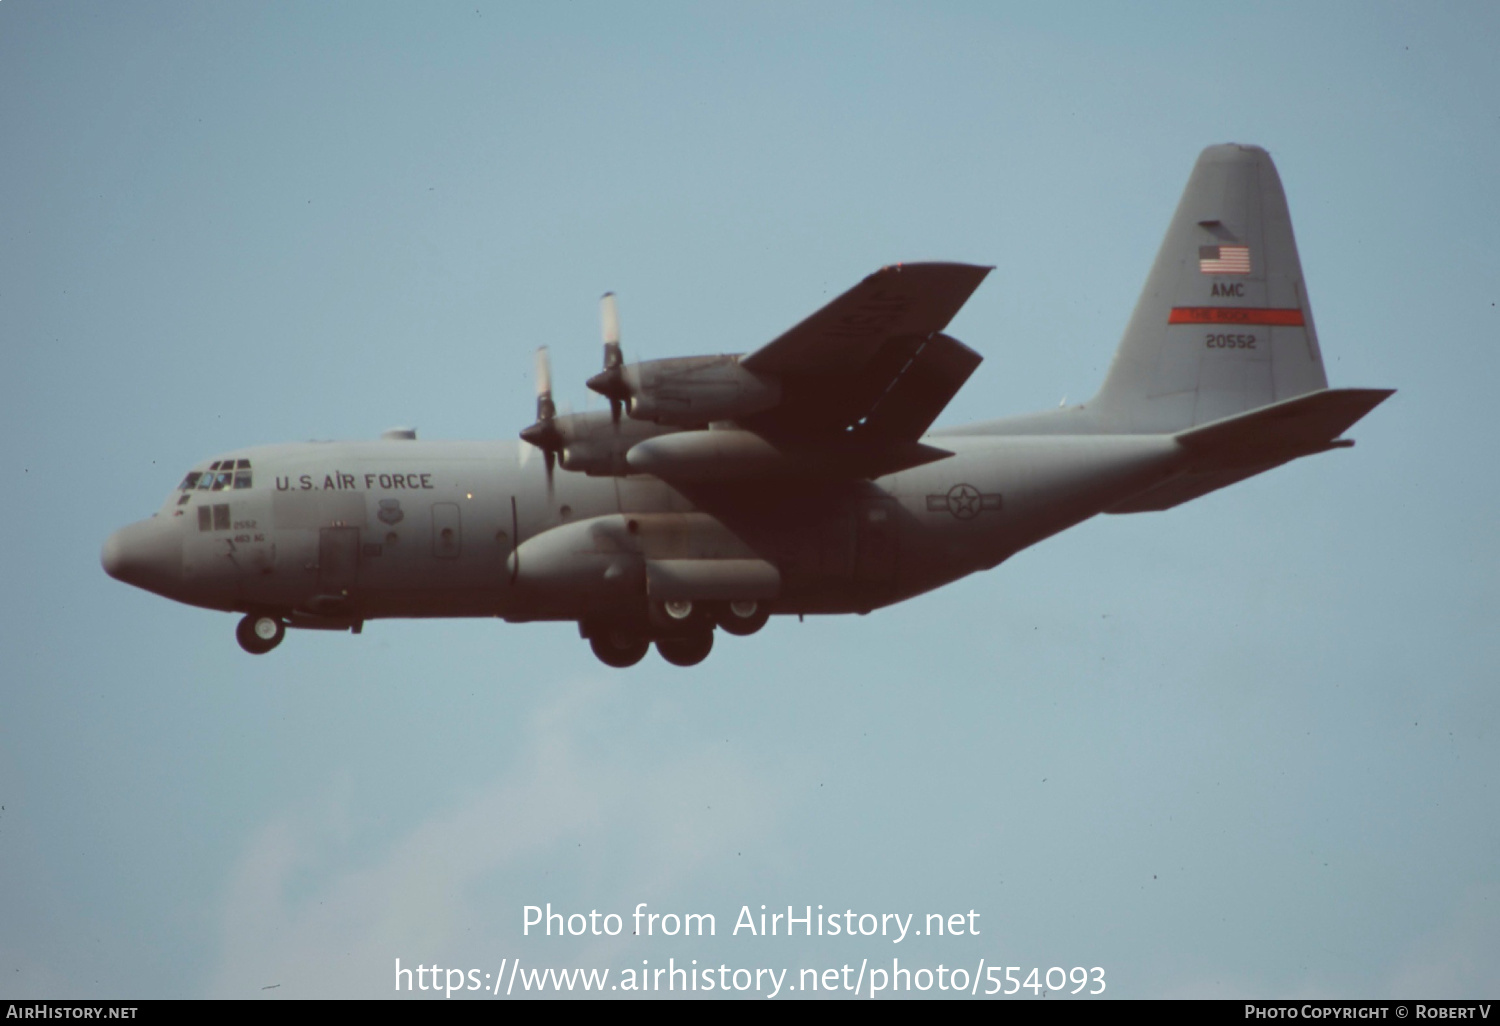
left=656, top=630, right=714, bottom=667
left=236, top=613, right=285, bottom=655
left=716, top=599, right=770, bottom=637
left=589, top=630, right=649, bottom=668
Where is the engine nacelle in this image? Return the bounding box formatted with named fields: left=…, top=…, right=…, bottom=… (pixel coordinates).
left=623, top=355, right=780, bottom=426
left=545, top=409, right=679, bottom=476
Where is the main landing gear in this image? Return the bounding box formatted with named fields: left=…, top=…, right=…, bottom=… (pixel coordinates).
left=656, top=631, right=714, bottom=667
left=589, top=629, right=651, bottom=668
left=585, top=624, right=714, bottom=669
left=582, top=599, right=771, bottom=669
left=236, top=613, right=285, bottom=655
left=715, top=599, right=770, bottom=637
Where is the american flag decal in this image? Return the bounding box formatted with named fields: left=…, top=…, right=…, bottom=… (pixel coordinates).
left=1199, top=244, right=1251, bottom=274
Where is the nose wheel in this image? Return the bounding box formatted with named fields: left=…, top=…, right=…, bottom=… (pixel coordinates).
left=236, top=613, right=285, bottom=655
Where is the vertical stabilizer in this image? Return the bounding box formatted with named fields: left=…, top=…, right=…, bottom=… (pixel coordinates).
left=1090, top=145, right=1328, bottom=432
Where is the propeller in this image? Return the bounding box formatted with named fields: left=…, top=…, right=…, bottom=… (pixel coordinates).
left=519, top=346, right=563, bottom=496
left=586, top=292, right=630, bottom=425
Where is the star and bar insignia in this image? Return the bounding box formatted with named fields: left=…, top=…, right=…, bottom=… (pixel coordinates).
left=926, top=483, right=1002, bottom=520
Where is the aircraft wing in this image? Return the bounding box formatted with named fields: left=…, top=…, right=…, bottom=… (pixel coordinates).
left=736, top=262, right=991, bottom=447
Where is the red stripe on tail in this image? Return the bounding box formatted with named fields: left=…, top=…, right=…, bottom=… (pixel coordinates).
left=1168, top=307, right=1305, bottom=326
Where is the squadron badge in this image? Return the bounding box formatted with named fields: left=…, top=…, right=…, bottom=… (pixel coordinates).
left=377, top=499, right=405, bottom=526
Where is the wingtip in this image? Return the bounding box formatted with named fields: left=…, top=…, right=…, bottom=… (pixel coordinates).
left=872, top=261, right=995, bottom=280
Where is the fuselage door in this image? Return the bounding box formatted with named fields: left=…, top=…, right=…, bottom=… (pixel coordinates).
left=317, top=526, right=360, bottom=593
left=854, top=496, right=899, bottom=587
left=432, top=502, right=461, bottom=559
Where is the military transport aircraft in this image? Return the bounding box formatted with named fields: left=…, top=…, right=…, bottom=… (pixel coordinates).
left=102, top=144, right=1392, bottom=668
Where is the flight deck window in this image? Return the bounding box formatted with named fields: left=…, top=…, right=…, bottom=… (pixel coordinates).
left=198, top=506, right=212, bottom=531
left=213, top=504, right=230, bottom=530
left=186, top=460, right=251, bottom=492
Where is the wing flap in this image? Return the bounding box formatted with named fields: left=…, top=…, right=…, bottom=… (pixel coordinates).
left=858, top=332, right=983, bottom=442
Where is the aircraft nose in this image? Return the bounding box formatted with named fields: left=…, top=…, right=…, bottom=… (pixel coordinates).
left=102, top=517, right=183, bottom=595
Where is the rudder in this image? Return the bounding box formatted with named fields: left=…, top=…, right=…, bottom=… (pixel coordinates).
left=1090, top=144, right=1328, bottom=433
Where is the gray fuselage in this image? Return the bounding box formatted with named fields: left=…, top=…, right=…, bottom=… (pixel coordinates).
left=102, top=431, right=1184, bottom=627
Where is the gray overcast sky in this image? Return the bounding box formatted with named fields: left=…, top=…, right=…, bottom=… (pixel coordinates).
left=2, top=0, right=1496, bottom=999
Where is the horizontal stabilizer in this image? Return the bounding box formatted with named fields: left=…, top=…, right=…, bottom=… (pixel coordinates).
left=1109, top=387, right=1393, bottom=513
left=1175, top=387, right=1394, bottom=463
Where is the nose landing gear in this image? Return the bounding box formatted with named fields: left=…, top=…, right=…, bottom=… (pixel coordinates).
left=236, top=613, right=286, bottom=655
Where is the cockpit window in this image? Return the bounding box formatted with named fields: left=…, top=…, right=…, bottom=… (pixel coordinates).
left=184, top=459, right=251, bottom=491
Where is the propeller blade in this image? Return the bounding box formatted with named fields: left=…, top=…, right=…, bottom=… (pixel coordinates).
left=534, top=346, right=555, bottom=422
left=590, top=292, right=627, bottom=426
left=519, top=345, right=562, bottom=475
left=601, top=292, right=620, bottom=353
